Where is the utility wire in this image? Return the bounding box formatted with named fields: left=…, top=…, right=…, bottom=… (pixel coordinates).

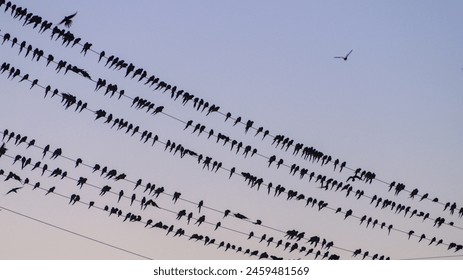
left=401, top=254, right=463, bottom=260
left=0, top=146, right=349, bottom=259
left=2, top=30, right=459, bottom=230
left=1, top=4, right=456, bottom=213
left=1, top=6, right=462, bottom=260
left=0, top=167, right=289, bottom=260
left=0, top=205, right=152, bottom=260
left=0, top=69, right=461, bottom=255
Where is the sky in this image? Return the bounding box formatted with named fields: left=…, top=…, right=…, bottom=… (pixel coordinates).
left=0, top=0, right=462, bottom=260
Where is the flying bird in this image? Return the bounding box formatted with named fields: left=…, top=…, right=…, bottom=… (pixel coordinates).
left=58, top=12, right=77, bottom=28
left=6, top=187, right=22, bottom=195
left=334, top=49, right=353, bottom=61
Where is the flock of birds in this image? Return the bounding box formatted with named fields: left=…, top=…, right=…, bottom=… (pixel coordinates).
left=1, top=0, right=462, bottom=260
left=1, top=32, right=460, bottom=223
left=2, top=61, right=461, bottom=240
left=4, top=0, right=456, bottom=217
left=16, top=3, right=460, bottom=218
left=0, top=129, right=354, bottom=260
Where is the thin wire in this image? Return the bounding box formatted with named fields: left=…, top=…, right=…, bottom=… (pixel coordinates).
left=0, top=205, right=152, bottom=260
left=0, top=68, right=460, bottom=254
left=3, top=128, right=461, bottom=260
left=1, top=15, right=455, bottom=216
left=1, top=8, right=462, bottom=258
left=0, top=149, right=345, bottom=259
left=2, top=30, right=457, bottom=232
left=401, top=254, right=463, bottom=260
left=0, top=168, right=287, bottom=260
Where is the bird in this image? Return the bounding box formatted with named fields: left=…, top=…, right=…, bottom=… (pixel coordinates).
left=334, top=49, right=353, bottom=61
left=195, top=215, right=205, bottom=226
left=45, top=186, right=55, bottom=195
left=0, top=143, right=6, bottom=158
left=99, top=185, right=111, bottom=196
left=197, top=200, right=204, bottom=213
left=247, top=231, right=254, bottom=239
left=172, top=192, right=181, bottom=203
left=234, top=213, right=248, bottom=220
left=42, top=144, right=50, bottom=159
left=6, top=187, right=22, bottom=195
left=58, top=12, right=77, bottom=28
left=118, top=190, right=124, bottom=203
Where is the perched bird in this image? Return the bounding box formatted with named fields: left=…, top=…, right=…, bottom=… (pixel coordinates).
left=45, top=186, right=55, bottom=195
left=0, top=143, right=6, bottom=158
left=334, top=49, right=353, bottom=61
left=99, top=185, right=111, bottom=196
left=247, top=231, right=254, bottom=240
left=197, top=200, right=203, bottom=213
left=234, top=213, right=248, bottom=220
left=195, top=215, right=205, bottom=226
left=172, top=192, right=181, bottom=203
left=58, top=12, right=77, bottom=28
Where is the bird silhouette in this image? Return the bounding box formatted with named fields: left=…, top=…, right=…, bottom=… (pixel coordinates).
left=197, top=200, right=203, bottom=213
left=334, top=49, right=353, bottom=61
left=234, top=213, right=248, bottom=220
left=76, top=177, right=87, bottom=189
left=99, top=185, right=111, bottom=196
left=195, top=215, right=205, bottom=226
left=172, top=192, right=181, bottom=203
left=0, top=143, right=6, bottom=158
left=247, top=231, right=254, bottom=239
left=176, top=209, right=186, bottom=220
left=81, top=42, right=92, bottom=56
left=45, top=186, right=55, bottom=195
left=6, top=187, right=22, bottom=195
left=5, top=171, right=22, bottom=183
left=58, top=12, right=77, bottom=28
left=50, top=148, right=62, bottom=159
left=118, top=190, right=124, bottom=203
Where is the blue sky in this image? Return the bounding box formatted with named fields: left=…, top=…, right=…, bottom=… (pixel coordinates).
left=0, top=0, right=462, bottom=259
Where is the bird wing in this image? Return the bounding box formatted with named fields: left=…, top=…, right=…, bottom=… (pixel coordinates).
left=7, top=187, right=21, bottom=194
left=346, top=49, right=353, bottom=57
left=66, top=12, right=78, bottom=20
left=58, top=18, right=67, bottom=26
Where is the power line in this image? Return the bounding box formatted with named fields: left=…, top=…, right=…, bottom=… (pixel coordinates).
left=401, top=254, right=463, bottom=260
left=1, top=3, right=455, bottom=214
left=3, top=30, right=459, bottom=232
left=0, top=205, right=152, bottom=260
left=0, top=66, right=460, bottom=254
left=0, top=144, right=349, bottom=259
left=1, top=3, right=462, bottom=260
left=1, top=123, right=462, bottom=260
left=0, top=167, right=290, bottom=260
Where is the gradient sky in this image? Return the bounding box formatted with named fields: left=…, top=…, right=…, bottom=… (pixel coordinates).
left=0, top=0, right=462, bottom=260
